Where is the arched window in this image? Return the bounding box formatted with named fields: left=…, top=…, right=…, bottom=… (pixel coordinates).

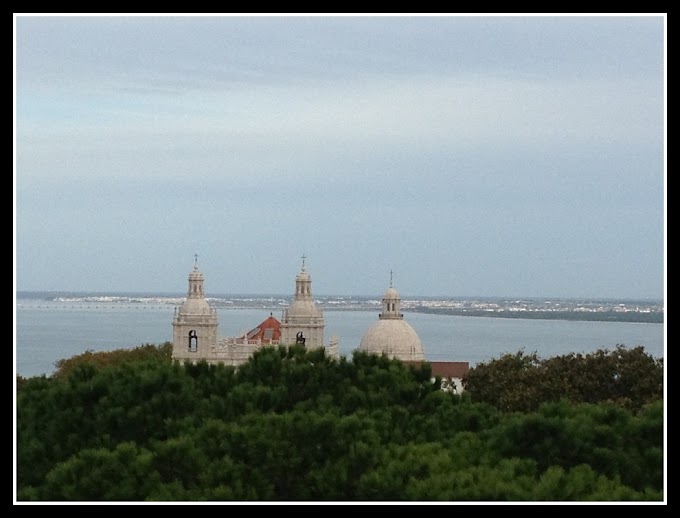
left=188, top=330, right=198, bottom=352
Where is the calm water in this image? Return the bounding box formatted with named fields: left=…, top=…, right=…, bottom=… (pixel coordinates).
left=15, top=300, right=665, bottom=378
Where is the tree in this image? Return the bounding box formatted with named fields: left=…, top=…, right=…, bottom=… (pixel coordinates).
left=16, top=342, right=664, bottom=502
left=463, top=346, right=663, bottom=412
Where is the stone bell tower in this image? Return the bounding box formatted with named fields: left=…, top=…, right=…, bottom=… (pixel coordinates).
left=172, top=255, right=219, bottom=364
left=279, top=255, right=325, bottom=349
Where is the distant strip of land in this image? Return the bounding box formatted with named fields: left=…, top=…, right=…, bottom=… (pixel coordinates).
left=408, top=306, right=663, bottom=324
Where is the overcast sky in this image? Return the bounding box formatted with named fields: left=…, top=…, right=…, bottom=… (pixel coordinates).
left=14, top=14, right=666, bottom=299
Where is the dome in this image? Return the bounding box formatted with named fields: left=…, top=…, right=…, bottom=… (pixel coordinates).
left=286, top=299, right=322, bottom=318
left=384, top=287, right=399, bottom=299
left=296, top=269, right=311, bottom=281
left=179, top=296, right=213, bottom=315
left=359, top=319, right=425, bottom=361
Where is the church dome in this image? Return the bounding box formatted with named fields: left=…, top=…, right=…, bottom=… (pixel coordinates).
left=358, top=273, right=425, bottom=362
left=359, top=319, right=425, bottom=361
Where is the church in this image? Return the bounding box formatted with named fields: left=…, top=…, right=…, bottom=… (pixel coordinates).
left=171, top=256, right=338, bottom=367
left=171, top=256, right=468, bottom=391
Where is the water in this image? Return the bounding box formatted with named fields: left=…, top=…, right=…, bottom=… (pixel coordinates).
left=15, top=299, right=665, bottom=378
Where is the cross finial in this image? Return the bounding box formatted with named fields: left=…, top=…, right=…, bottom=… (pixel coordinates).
left=301, top=253, right=306, bottom=270
left=390, top=269, right=393, bottom=287
left=193, top=253, right=199, bottom=269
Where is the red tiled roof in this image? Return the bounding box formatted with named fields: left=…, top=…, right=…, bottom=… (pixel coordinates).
left=243, top=314, right=281, bottom=343
left=429, top=361, right=469, bottom=378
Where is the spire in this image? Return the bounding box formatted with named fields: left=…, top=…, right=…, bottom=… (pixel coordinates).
left=294, top=255, right=312, bottom=300
left=390, top=269, right=393, bottom=288
left=187, top=254, right=205, bottom=299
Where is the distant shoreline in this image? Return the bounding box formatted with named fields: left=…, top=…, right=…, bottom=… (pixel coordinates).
left=15, top=290, right=664, bottom=305
left=15, top=290, right=663, bottom=325
left=407, top=307, right=664, bottom=324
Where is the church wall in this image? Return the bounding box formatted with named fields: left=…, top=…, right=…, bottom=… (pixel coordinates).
left=172, top=317, right=219, bottom=362
left=280, top=322, right=325, bottom=349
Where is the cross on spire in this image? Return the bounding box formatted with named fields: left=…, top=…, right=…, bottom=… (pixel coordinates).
left=193, top=253, right=199, bottom=269
left=390, top=269, right=393, bottom=287
left=301, top=253, right=306, bottom=271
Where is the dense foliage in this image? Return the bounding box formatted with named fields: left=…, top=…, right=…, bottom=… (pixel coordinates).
left=51, top=342, right=174, bottom=380
left=462, top=345, right=664, bottom=413
left=16, top=345, right=664, bottom=502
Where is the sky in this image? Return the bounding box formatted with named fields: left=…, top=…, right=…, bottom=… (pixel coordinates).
left=14, top=14, right=666, bottom=300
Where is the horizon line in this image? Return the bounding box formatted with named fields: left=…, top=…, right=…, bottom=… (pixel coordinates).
left=14, top=289, right=664, bottom=303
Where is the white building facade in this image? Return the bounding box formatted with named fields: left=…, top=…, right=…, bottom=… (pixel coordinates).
left=172, top=256, right=338, bottom=367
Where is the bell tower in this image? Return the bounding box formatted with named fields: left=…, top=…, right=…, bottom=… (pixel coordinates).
left=172, top=255, right=219, bottom=364
left=280, top=255, right=325, bottom=349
